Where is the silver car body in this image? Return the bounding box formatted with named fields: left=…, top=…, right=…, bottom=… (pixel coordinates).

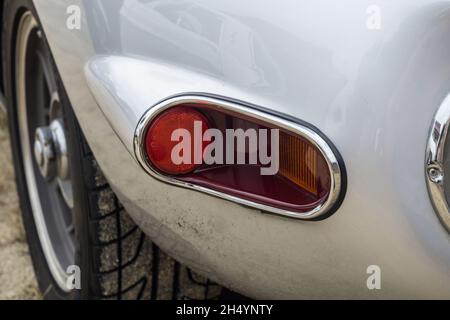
left=31, top=0, right=450, bottom=299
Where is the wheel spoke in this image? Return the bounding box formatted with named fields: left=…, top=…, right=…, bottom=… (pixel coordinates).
left=36, top=50, right=57, bottom=97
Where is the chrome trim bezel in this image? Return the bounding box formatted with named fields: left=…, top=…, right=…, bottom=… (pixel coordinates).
left=426, top=94, right=450, bottom=232
left=134, top=95, right=344, bottom=220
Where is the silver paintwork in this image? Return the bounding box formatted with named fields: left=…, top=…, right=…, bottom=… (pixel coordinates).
left=134, top=95, right=344, bottom=220
left=16, top=12, right=69, bottom=292
left=426, top=94, right=450, bottom=232
left=33, top=0, right=450, bottom=298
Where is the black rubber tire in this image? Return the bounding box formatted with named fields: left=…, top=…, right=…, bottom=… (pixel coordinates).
left=2, top=0, right=223, bottom=300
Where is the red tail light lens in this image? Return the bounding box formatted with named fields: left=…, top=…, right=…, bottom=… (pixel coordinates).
left=145, top=107, right=210, bottom=175
left=135, top=97, right=345, bottom=220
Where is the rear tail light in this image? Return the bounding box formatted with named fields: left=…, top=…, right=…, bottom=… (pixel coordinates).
left=146, top=107, right=210, bottom=175
left=135, top=96, right=345, bottom=220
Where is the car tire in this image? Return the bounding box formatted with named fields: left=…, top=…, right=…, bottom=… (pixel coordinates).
left=2, top=0, right=223, bottom=300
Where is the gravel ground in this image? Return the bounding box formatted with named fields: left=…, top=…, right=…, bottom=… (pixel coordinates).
left=0, top=112, right=41, bottom=300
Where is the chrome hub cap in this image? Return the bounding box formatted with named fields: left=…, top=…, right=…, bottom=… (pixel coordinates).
left=34, top=125, right=56, bottom=180
left=34, top=118, right=74, bottom=209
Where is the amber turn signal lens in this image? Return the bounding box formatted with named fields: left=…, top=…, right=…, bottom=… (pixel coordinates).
left=279, top=132, right=319, bottom=196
